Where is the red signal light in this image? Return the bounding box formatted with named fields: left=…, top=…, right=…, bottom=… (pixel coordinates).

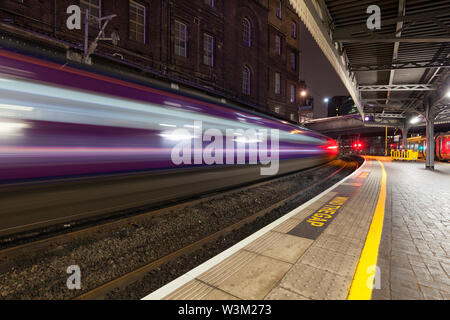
left=353, top=141, right=364, bottom=150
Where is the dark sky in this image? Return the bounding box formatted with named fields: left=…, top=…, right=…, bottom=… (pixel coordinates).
left=299, top=20, right=349, bottom=118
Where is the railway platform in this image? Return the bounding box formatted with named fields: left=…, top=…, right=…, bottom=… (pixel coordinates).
left=144, top=157, right=450, bottom=300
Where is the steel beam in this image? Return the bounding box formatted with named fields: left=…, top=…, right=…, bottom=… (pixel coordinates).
left=361, top=98, right=417, bottom=103
left=334, top=36, right=450, bottom=43
left=386, top=0, right=406, bottom=108
left=288, top=0, right=362, bottom=117
left=333, top=9, right=450, bottom=39
left=358, top=84, right=437, bottom=91
left=425, top=102, right=435, bottom=170
left=350, top=60, right=450, bottom=72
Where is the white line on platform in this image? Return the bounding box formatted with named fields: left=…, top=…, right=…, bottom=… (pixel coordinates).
left=142, top=159, right=368, bottom=300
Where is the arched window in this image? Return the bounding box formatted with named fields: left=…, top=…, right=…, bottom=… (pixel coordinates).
left=242, top=66, right=251, bottom=95
left=242, top=18, right=252, bottom=47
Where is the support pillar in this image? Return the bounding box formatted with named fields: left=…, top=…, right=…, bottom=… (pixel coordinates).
left=401, top=124, right=409, bottom=149
left=385, top=127, right=388, bottom=156
left=425, top=102, right=435, bottom=170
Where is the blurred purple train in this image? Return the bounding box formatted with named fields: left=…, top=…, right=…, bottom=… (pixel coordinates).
left=0, top=49, right=338, bottom=184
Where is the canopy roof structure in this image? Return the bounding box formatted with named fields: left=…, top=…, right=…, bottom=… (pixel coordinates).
left=290, top=0, right=450, bottom=129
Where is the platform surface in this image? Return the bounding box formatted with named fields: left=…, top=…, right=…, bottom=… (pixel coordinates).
left=372, top=158, right=450, bottom=300
left=144, top=158, right=450, bottom=300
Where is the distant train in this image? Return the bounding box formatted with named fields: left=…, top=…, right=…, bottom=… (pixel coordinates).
left=0, top=48, right=338, bottom=184
left=404, top=133, right=450, bottom=161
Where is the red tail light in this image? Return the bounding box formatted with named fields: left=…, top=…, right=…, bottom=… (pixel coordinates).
left=323, top=140, right=339, bottom=155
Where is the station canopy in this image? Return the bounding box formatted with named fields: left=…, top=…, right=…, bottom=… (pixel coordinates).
left=289, top=0, right=450, bottom=128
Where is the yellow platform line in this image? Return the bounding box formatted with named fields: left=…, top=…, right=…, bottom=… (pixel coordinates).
left=347, top=160, right=387, bottom=300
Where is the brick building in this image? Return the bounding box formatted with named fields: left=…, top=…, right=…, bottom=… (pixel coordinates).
left=0, top=0, right=307, bottom=122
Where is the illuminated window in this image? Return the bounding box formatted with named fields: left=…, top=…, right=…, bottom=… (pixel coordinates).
left=276, top=1, right=282, bottom=19
left=203, top=34, right=214, bottom=66
left=275, top=72, right=281, bottom=94
left=290, top=51, right=296, bottom=70
left=290, top=113, right=296, bottom=121
left=204, top=0, right=214, bottom=7
left=275, top=35, right=281, bottom=55
left=290, top=84, right=295, bottom=103
left=175, top=20, right=187, bottom=57
left=242, top=66, right=251, bottom=95
left=80, top=0, right=101, bottom=19
left=275, top=106, right=281, bottom=114
left=242, top=18, right=252, bottom=47
left=129, top=1, right=146, bottom=43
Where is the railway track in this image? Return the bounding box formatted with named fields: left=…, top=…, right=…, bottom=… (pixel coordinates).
left=0, top=157, right=361, bottom=300
left=74, top=160, right=353, bottom=300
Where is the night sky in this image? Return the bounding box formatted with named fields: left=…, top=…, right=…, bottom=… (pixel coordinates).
left=299, top=20, right=349, bottom=119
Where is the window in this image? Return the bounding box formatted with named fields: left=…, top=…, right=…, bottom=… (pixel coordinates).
left=204, top=0, right=214, bottom=7
left=174, top=20, right=187, bottom=57
left=290, top=113, right=296, bottom=121
left=242, top=66, right=251, bottom=95
left=291, top=21, right=297, bottom=38
left=129, top=1, right=146, bottom=43
left=80, top=0, right=101, bottom=19
left=275, top=72, right=281, bottom=94
left=290, top=84, right=295, bottom=103
left=242, top=18, right=252, bottom=47
left=290, top=52, right=296, bottom=70
left=275, top=35, right=281, bottom=55
left=276, top=1, right=282, bottom=19
left=203, top=34, right=214, bottom=66
left=274, top=106, right=281, bottom=114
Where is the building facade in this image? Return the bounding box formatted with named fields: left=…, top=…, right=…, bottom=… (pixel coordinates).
left=0, top=0, right=307, bottom=122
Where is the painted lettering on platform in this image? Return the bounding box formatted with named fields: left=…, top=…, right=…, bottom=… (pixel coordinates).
left=359, top=172, right=369, bottom=179
left=306, top=197, right=349, bottom=227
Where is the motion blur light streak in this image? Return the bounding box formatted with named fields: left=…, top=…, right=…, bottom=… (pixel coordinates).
left=160, top=132, right=196, bottom=141
left=0, top=103, right=34, bottom=112
left=159, top=123, right=177, bottom=128
left=0, top=121, right=29, bottom=134
left=0, top=49, right=337, bottom=180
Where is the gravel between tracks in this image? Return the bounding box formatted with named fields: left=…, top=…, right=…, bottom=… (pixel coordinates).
left=0, top=157, right=362, bottom=300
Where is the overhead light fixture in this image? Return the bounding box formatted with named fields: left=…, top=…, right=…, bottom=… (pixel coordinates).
left=410, top=116, right=421, bottom=124
left=300, top=90, right=307, bottom=97
left=446, top=90, right=450, bottom=98
left=324, top=98, right=329, bottom=103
